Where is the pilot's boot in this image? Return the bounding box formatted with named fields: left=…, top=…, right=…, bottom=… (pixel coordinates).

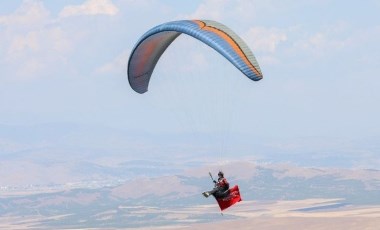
left=202, top=192, right=210, bottom=198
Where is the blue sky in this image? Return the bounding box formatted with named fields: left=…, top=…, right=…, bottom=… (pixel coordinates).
left=1, top=0, right=379, bottom=168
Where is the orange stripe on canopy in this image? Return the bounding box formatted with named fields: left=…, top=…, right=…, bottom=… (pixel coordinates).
left=193, top=20, right=261, bottom=77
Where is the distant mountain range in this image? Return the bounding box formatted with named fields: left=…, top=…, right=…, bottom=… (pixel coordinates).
left=1, top=123, right=379, bottom=228
left=0, top=161, right=379, bottom=229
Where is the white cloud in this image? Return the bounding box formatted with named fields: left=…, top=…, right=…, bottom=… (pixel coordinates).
left=0, top=1, right=75, bottom=80
left=0, top=0, right=123, bottom=81
left=295, top=32, right=346, bottom=56
left=59, top=0, right=119, bottom=17
left=96, top=50, right=130, bottom=75
left=0, top=0, right=50, bottom=26
left=292, top=22, right=350, bottom=57
left=243, top=27, right=287, bottom=53
left=7, top=31, right=39, bottom=56
left=183, top=0, right=228, bottom=20
left=179, top=0, right=260, bottom=22
left=3, top=25, right=73, bottom=79
left=49, top=27, right=71, bottom=54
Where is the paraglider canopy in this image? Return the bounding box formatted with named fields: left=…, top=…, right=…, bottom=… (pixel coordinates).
left=128, top=20, right=263, bottom=94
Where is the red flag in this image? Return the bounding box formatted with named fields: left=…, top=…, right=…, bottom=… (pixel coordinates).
left=215, top=185, right=242, bottom=211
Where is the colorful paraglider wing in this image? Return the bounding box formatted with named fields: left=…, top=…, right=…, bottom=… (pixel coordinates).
left=128, top=20, right=263, bottom=94
left=215, top=185, right=242, bottom=211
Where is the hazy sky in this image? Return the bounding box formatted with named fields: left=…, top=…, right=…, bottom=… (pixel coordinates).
left=1, top=1, right=379, bottom=149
